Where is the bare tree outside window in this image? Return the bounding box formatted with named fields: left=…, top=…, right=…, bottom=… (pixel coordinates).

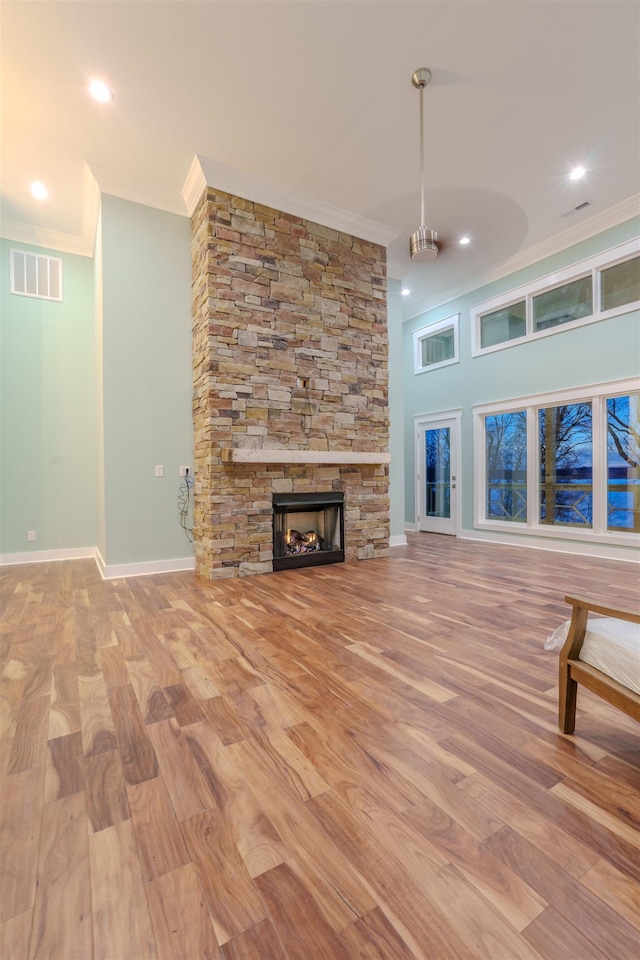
left=539, top=403, right=593, bottom=527
left=485, top=412, right=527, bottom=521
left=607, top=394, right=640, bottom=532
left=426, top=428, right=451, bottom=518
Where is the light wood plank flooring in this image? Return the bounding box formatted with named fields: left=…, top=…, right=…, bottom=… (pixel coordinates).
left=1, top=533, right=639, bottom=959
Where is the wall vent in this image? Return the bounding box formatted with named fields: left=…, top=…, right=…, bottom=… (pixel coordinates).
left=561, top=200, right=592, bottom=219
left=10, top=249, right=63, bottom=302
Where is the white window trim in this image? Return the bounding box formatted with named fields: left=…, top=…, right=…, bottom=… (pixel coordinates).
left=413, top=313, right=460, bottom=375
left=471, top=238, right=640, bottom=356
left=473, top=376, right=640, bottom=547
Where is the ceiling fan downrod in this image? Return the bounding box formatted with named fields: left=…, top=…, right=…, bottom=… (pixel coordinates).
left=410, top=67, right=439, bottom=262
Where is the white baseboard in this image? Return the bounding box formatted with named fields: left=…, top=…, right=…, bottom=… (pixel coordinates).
left=98, top=555, right=196, bottom=580
left=389, top=534, right=408, bottom=547
left=0, top=546, right=196, bottom=579
left=404, top=523, right=418, bottom=533
left=460, top=528, right=640, bottom=564
left=0, top=546, right=97, bottom=566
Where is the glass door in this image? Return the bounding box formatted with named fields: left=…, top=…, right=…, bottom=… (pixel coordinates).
left=416, top=415, right=459, bottom=535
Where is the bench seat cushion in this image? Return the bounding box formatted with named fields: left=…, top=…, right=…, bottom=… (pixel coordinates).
left=580, top=618, right=640, bottom=695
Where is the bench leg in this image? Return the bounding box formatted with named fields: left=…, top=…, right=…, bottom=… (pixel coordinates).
left=559, top=661, right=577, bottom=734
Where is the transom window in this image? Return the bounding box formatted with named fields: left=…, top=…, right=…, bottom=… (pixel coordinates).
left=474, top=379, right=640, bottom=544
left=532, top=276, right=592, bottom=332
left=413, top=314, right=460, bottom=374
left=471, top=239, right=639, bottom=355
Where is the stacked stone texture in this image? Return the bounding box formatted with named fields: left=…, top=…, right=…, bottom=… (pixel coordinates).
left=192, top=187, right=389, bottom=579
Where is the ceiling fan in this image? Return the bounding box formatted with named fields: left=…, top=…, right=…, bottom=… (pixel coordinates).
left=410, top=67, right=439, bottom=263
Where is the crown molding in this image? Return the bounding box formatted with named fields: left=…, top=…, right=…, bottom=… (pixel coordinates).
left=386, top=258, right=407, bottom=280
left=406, top=193, right=640, bottom=320
left=0, top=164, right=101, bottom=258
left=88, top=163, right=189, bottom=221
left=0, top=219, right=92, bottom=257
left=181, top=154, right=400, bottom=248
left=80, top=164, right=101, bottom=257
left=181, top=155, right=207, bottom=218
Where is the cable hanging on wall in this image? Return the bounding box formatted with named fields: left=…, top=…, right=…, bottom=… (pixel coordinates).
left=177, top=470, right=194, bottom=544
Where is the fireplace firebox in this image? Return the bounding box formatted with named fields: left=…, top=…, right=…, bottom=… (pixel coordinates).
left=273, top=492, right=345, bottom=571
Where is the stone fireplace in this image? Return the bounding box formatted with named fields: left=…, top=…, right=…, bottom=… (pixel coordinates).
left=191, top=185, right=390, bottom=579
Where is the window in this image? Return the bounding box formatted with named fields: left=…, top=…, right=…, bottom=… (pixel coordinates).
left=413, top=314, right=459, bottom=374
left=10, top=248, right=63, bottom=302
left=426, top=427, right=451, bottom=518
left=485, top=412, right=527, bottom=522
left=601, top=255, right=640, bottom=312
left=471, top=239, right=639, bottom=355
left=607, top=394, right=640, bottom=532
left=538, top=402, right=593, bottom=528
left=533, top=277, right=592, bottom=332
left=480, top=300, right=526, bottom=349
left=474, top=379, right=640, bottom=544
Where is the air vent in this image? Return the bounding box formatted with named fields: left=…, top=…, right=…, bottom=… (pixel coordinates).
left=560, top=200, right=592, bottom=219
left=10, top=249, right=63, bottom=302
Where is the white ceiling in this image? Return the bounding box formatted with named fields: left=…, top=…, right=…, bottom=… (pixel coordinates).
left=2, top=0, right=639, bottom=318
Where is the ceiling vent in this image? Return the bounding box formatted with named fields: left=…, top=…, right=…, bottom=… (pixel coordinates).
left=561, top=200, right=592, bottom=219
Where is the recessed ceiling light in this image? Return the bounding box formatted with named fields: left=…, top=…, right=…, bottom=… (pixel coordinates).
left=459, top=236, right=471, bottom=246
left=569, top=165, right=586, bottom=181
left=401, top=288, right=411, bottom=296
left=31, top=181, right=48, bottom=200
left=89, top=79, right=113, bottom=103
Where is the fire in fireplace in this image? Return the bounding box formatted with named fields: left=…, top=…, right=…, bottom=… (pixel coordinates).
left=285, top=529, right=324, bottom=554
left=273, top=492, right=345, bottom=571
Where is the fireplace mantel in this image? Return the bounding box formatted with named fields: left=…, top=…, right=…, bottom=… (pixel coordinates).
left=221, top=449, right=390, bottom=465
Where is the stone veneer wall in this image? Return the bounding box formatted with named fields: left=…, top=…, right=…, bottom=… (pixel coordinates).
left=191, top=187, right=389, bottom=579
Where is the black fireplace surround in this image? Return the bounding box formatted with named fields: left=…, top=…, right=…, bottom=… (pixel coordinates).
left=272, top=491, right=345, bottom=571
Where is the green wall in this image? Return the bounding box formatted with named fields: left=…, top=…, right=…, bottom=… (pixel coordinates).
left=99, top=195, right=193, bottom=567
left=402, top=218, right=640, bottom=543
left=1, top=198, right=193, bottom=569
left=0, top=239, right=97, bottom=555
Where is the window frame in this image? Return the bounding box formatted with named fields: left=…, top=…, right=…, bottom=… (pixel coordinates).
left=470, top=239, right=639, bottom=357
left=473, top=377, right=640, bottom=547
left=413, top=313, right=460, bottom=375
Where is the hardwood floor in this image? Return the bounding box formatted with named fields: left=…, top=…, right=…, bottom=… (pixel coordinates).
left=1, top=533, right=638, bottom=959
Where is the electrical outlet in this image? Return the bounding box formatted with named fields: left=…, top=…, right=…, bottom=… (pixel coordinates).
left=27, top=530, right=36, bottom=541
left=155, top=465, right=164, bottom=477
left=179, top=466, right=190, bottom=477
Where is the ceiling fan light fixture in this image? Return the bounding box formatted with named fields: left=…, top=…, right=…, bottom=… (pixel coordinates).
left=410, top=67, right=439, bottom=262
left=410, top=225, right=439, bottom=262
